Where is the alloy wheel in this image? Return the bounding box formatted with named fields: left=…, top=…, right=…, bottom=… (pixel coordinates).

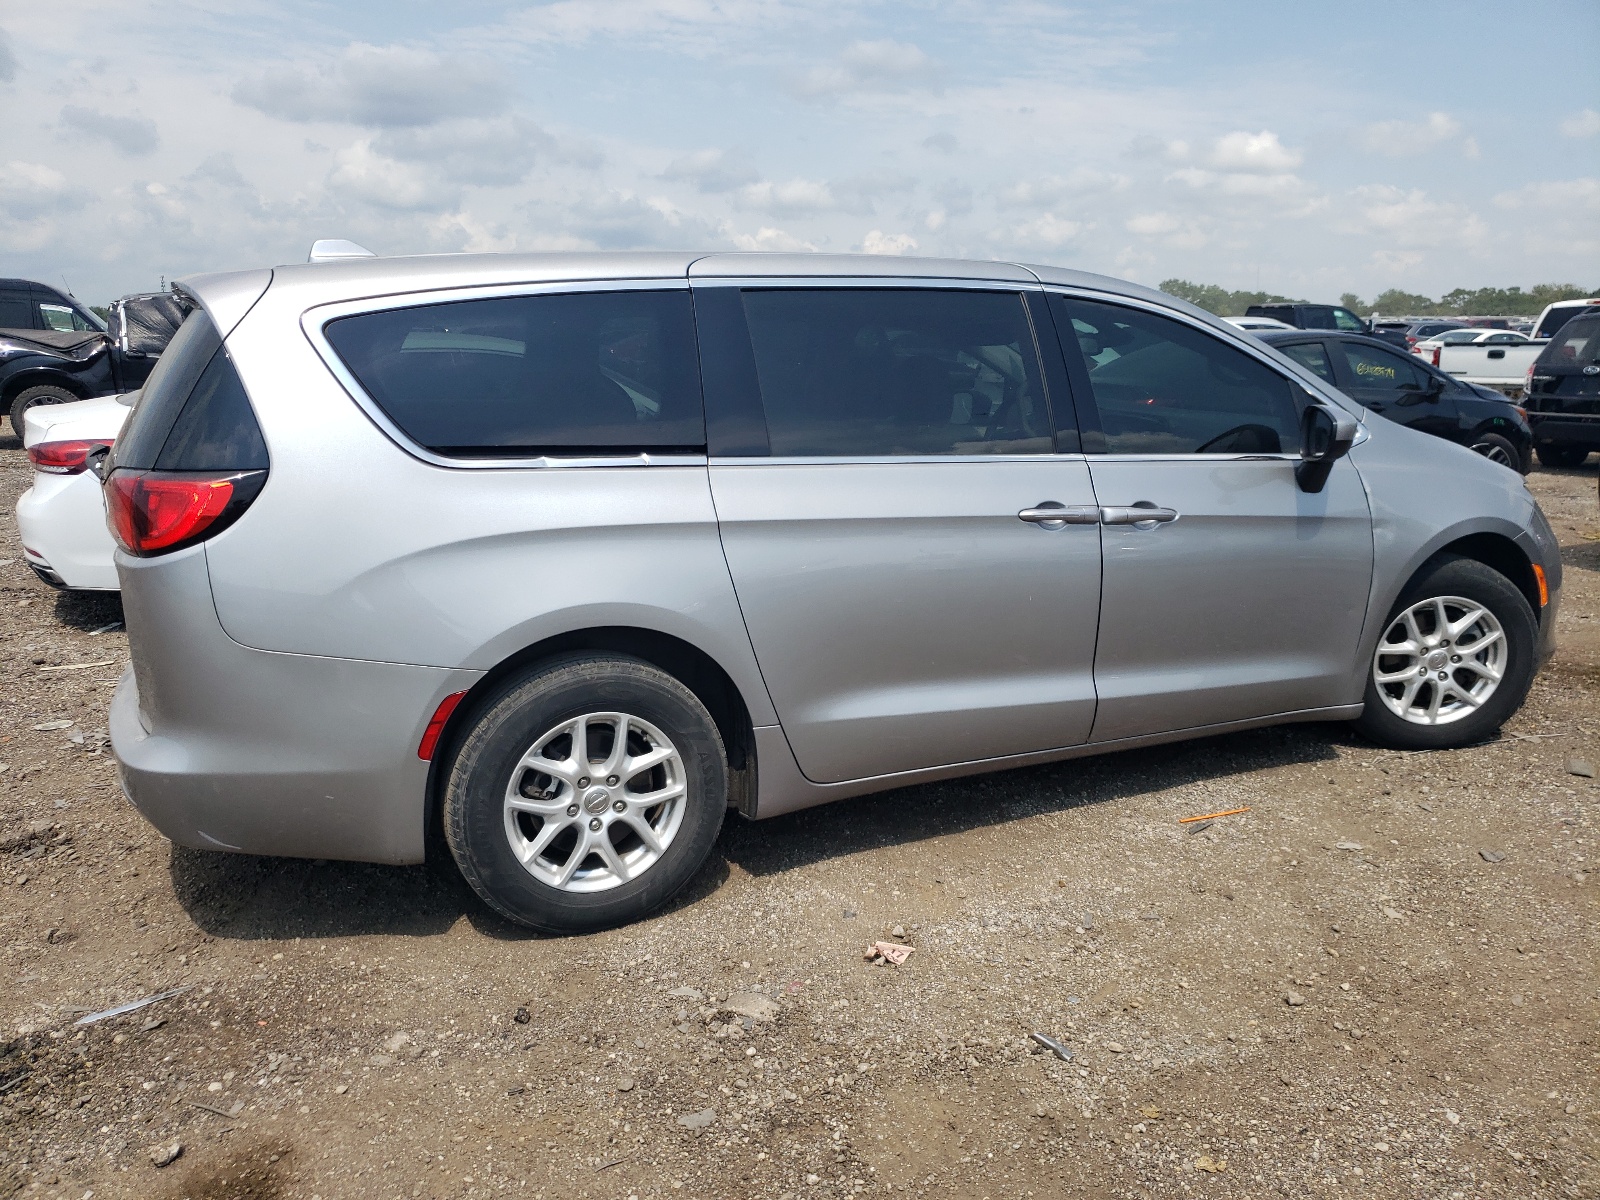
left=1470, top=439, right=1515, bottom=468
left=502, top=711, right=687, bottom=892
left=1372, top=596, right=1506, bottom=725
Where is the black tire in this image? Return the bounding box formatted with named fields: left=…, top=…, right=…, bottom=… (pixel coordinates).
left=1354, top=555, right=1537, bottom=751
left=1468, top=431, right=1525, bottom=473
left=9, top=383, right=79, bottom=435
left=444, top=653, right=727, bottom=934
left=1535, top=444, right=1590, bottom=469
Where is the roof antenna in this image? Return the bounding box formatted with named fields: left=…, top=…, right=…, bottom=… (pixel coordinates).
left=309, top=239, right=377, bottom=263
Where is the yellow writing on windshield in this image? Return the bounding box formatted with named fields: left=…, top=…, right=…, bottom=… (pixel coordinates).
left=1355, top=362, right=1397, bottom=380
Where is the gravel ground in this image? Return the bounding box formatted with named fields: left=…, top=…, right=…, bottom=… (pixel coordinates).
left=1, top=429, right=1596, bottom=1200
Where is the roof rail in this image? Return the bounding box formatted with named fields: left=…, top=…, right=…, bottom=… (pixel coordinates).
left=308, top=239, right=377, bottom=264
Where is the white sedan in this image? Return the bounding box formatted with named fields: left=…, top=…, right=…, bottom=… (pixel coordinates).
left=1224, top=315, right=1295, bottom=331
left=16, top=393, right=133, bottom=591
left=1411, top=327, right=1532, bottom=357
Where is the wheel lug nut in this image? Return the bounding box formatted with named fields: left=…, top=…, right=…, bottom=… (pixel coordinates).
left=1437, top=671, right=1447, bottom=680
left=613, top=799, right=626, bottom=812
left=577, top=777, right=590, bottom=788
left=589, top=817, right=602, bottom=832
left=566, top=804, right=579, bottom=817
left=1451, top=655, right=1461, bottom=663
left=607, top=775, right=619, bottom=786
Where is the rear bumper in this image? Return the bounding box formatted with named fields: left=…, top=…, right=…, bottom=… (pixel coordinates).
left=16, top=474, right=121, bottom=591
left=111, top=547, right=482, bottom=864
left=1529, top=415, right=1600, bottom=447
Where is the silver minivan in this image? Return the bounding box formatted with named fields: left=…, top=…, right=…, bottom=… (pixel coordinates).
left=106, top=252, right=1561, bottom=932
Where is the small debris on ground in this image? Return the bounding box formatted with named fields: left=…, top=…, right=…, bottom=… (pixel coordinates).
left=1567, top=755, right=1595, bottom=779
left=1285, top=991, right=1306, bottom=1007
left=1029, top=1032, right=1073, bottom=1061
left=1194, top=1154, right=1227, bottom=1173
left=676, top=1108, right=717, bottom=1131
left=724, top=991, right=780, bottom=1022
left=149, top=1142, right=182, bottom=1168
left=74, top=985, right=192, bottom=1027
left=1178, top=806, right=1250, bottom=824
left=864, top=941, right=914, bottom=966
left=1479, top=849, right=1506, bottom=863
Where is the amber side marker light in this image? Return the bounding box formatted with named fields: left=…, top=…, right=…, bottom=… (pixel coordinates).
left=418, top=691, right=469, bottom=761
left=1532, top=563, right=1549, bottom=608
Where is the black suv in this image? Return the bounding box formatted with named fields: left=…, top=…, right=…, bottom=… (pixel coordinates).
left=1244, top=302, right=1410, bottom=350
left=1, top=280, right=185, bottom=433
left=1256, top=329, right=1532, bottom=472
left=1524, top=312, right=1600, bottom=468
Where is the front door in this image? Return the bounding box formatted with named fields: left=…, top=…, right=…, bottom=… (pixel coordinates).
left=1333, top=338, right=1459, bottom=439
left=704, top=285, right=1104, bottom=784
left=1049, top=294, right=1374, bottom=743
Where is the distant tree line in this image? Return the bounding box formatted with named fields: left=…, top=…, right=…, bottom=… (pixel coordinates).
left=1160, top=279, right=1598, bottom=318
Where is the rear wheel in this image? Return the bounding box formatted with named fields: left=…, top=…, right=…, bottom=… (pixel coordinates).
left=443, top=654, right=727, bottom=933
left=1468, top=431, right=1523, bottom=473
left=9, top=384, right=78, bottom=435
left=1355, top=555, right=1537, bottom=751
left=1535, top=444, right=1590, bottom=469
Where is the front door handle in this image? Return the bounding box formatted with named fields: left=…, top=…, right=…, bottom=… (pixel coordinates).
left=1018, top=503, right=1101, bottom=529
left=1100, top=504, right=1180, bottom=527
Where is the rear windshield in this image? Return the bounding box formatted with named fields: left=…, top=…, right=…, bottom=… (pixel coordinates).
left=324, top=289, right=704, bottom=456
left=1537, top=315, right=1600, bottom=368
left=113, top=309, right=222, bottom=469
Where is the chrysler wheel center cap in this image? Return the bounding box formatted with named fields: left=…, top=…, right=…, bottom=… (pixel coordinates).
left=1425, top=650, right=1449, bottom=671
left=583, top=787, right=612, bottom=815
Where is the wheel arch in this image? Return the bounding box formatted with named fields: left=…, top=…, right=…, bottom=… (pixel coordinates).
left=423, top=626, right=760, bottom=860
left=1431, top=531, right=1542, bottom=620
left=3, top=368, right=91, bottom=408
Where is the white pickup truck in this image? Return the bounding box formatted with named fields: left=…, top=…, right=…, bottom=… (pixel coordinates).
left=1431, top=298, right=1600, bottom=397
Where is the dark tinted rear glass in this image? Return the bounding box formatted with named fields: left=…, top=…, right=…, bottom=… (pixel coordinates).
left=1538, top=315, right=1600, bottom=368
left=740, top=288, right=1052, bottom=456
left=1534, top=305, right=1599, bottom=341
left=113, top=309, right=223, bottom=470
left=324, top=290, right=704, bottom=456
left=0, top=287, right=33, bottom=328
left=155, top=346, right=269, bottom=470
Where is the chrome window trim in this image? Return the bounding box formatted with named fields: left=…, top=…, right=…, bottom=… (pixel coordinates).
left=300, top=278, right=699, bottom=471
left=1042, top=285, right=1370, bottom=455
left=690, top=275, right=1043, bottom=293
left=711, top=452, right=1087, bottom=467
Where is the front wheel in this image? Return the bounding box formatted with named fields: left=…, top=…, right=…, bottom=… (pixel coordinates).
left=1535, top=443, right=1590, bottom=469
left=1354, top=555, right=1537, bottom=751
left=1468, top=431, right=1525, bottom=473
left=443, top=654, right=727, bottom=934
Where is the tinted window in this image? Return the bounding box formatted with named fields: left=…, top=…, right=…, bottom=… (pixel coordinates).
left=1332, top=308, right=1367, bottom=332
left=0, top=288, right=33, bottom=328
left=1339, top=342, right=1428, bottom=392
left=1054, top=296, right=1300, bottom=454
left=325, top=290, right=703, bottom=456
left=1301, top=307, right=1337, bottom=330
left=1280, top=341, right=1335, bottom=383
left=1533, top=306, right=1595, bottom=340
left=1539, top=315, right=1600, bottom=367
left=740, top=288, right=1052, bottom=457
left=155, top=346, right=270, bottom=471
left=113, top=310, right=224, bottom=470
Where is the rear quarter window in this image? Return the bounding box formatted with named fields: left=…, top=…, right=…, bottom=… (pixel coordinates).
left=1538, top=316, right=1600, bottom=368
left=323, top=289, right=704, bottom=456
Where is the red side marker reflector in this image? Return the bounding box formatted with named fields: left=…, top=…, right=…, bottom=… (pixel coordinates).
left=1531, top=564, right=1548, bottom=608
left=418, top=691, right=469, bottom=761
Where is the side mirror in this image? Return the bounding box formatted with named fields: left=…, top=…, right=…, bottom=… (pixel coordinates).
left=1296, top=403, right=1357, bottom=493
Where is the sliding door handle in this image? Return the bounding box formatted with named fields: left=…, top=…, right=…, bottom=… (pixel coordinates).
left=1018, top=503, right=1101, bottom=529
left=1100, top=504, right=1179, bottom=526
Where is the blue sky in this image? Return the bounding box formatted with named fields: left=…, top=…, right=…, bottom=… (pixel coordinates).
left=1, top=0, right=1596, bottom=306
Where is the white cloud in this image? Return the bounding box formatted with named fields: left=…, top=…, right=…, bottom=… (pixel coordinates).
left=58, top=104, right=161, bottom=155
left=662, top=148, right=760, bottom=193
left=793, top=39, right=941, bottom=99
left=726, top=225, right=816, bottom=252
left=858, top=229, right=918, bottom=254
left=1123, top=211, right=1207, bottom=250
left=376, top=116, right=588, bottom=187
left=1009, top=213, right=1083, bottom=248
left=329, top=140, right=458, bottom=210
left=234, top=43, right=507, bottom=128
left=0, top=29, right=19, bottom=83
left=0, top=161, right=87, bottom=220
left=1209, top=130, right=1301, bottom=173
left=1340, top=184, right=1485, bottom=247
left=1559, top=109, right=1600, bottom=138
left=998, top=170, right=1129, bottom=208
left=737, top=177, right=840, bottom=217
left=1493, top=177, right=1600, bottom=215
left=1360, top=112, right=1464, bottom=156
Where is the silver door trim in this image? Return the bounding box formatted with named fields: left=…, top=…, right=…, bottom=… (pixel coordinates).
left=711, top=452, right=1089, bottom=467
left=300, top=278, right=702, bottom=471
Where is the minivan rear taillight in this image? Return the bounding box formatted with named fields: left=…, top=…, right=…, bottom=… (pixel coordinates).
left=29, top=439, right=114, bottom=475
left=106, top=469, right=266, bottom=556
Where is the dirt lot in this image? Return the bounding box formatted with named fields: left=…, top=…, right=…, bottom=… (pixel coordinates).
left=1, top=432, right=1596, bottom=1200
